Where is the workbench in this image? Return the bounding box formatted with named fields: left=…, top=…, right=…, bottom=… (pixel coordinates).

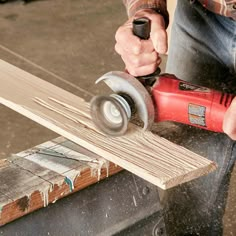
left=0, top=136, right=165, bottom=235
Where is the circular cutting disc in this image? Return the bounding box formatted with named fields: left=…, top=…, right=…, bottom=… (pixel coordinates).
left=90, top=95, right=129, bottom=136
left=95, top=71, right=155, bottom=131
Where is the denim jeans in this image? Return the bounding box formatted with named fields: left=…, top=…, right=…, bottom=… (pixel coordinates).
left=161, top=0, right=236, bottom=235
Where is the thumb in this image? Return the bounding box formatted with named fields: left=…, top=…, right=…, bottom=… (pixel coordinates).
left=223, top=98, right=236, bottom=140
left=150, top=15, right=168, bottom=54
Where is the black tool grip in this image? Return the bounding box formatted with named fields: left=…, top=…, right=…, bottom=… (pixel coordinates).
left=132, top=18, right=150, bottom=40
left=132, top=18, right=161, bottom=81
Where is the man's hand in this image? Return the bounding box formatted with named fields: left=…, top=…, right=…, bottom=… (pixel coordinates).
left=115, top=9, right=167, bottom=76
left=223, top=97, right=236, bottom=140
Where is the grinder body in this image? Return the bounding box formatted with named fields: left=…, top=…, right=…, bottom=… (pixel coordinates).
left=152, top=74, right=234, bottom=133
left=91, top=17, right=234, bottom=136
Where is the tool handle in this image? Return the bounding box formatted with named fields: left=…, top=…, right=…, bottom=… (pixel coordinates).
left=132, top=18, right=161, bottom=81
left=133, top=18, right=151, bottom=40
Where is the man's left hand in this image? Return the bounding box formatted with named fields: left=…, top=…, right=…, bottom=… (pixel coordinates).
left=223, top=97, right=236, bottom=140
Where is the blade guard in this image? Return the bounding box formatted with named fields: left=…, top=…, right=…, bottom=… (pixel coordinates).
left=96, top=71, right=155, bottom=130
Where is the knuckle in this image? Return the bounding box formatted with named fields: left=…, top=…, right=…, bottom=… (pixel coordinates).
left=114, top=29, right=120, bottom=41
left=127, top=67, right=138, bottom=77
left=132, top=57, right=142, bottom=67
left=114, top=43, right=121, bottom=55
left=120, top=55, right=129, bottom=65
left=148, top=64, right=158, bottom=74
left=115, top=27, right=126, bottom=42
left=152, top=52, right=159, bottom=61
left=132, top=43, right=142, bottom=54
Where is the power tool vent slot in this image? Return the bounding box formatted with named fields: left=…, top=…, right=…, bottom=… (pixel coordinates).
left=220, top=94, right=235, bottom=107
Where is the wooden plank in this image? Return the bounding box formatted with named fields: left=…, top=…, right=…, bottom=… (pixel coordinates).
left=0, top=60, right=217, bottom=190
left=0, top=137, right=122, bottom=226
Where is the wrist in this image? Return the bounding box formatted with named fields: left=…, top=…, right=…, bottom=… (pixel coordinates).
left=126, top=2, right=169, bottom=28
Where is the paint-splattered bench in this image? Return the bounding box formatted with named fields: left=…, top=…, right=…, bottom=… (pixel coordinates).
left=0, top=136, right=122, bottom=226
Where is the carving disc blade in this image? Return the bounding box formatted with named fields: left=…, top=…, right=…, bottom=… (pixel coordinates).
left=90, top=95, right=129, bottom=136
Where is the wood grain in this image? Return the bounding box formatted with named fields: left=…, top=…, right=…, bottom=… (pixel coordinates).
left=0, top=60, right=217, bottom=189
left=0, top=137, right=122, bottom=226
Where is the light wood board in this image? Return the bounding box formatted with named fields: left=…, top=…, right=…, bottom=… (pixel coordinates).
left=0, top=136, right=122, bottom=226
left=0, top=60, right=217, bottom=189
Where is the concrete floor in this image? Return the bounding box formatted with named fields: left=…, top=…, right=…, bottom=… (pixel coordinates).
left=0, top=0, right=235, bottom=235
left=0, top=0, right=125, bottom=157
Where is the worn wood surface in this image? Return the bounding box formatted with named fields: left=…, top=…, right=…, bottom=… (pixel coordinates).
left=0, top=60, right=217, bottom=190
left=0, top=136, right=122, bottom=226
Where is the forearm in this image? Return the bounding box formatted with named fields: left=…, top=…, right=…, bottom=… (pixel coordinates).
left=123, top=0, right=169, bottom=27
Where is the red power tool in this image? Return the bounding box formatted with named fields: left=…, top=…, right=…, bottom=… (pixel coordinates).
left=90, top=18, right=235, bottom=136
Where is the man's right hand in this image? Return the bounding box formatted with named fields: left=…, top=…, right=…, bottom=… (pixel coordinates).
left=115, top=9, right=168, bottom=77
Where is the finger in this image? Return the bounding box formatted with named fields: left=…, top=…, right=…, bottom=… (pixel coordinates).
left=223, top=98, right=236, bottom=140
left=149, top=15, right=168, bottom=54
left=116, top=30, right=155, bottom=54
left=134, top=10, right=168, bottom=53
left=115, top=25, right=141, bottom=53
left=151, top=28, right=168, bottom=54
left=121, top=51, right=159, bottom=68
left=117, top=40, right=155, bottom=55
left=126, top=59, right=161, bottom=77
left=115, top=25, right=155, bottom=54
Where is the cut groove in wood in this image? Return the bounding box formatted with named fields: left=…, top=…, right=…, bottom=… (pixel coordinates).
left=0, top=60, right=217, bottom=189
